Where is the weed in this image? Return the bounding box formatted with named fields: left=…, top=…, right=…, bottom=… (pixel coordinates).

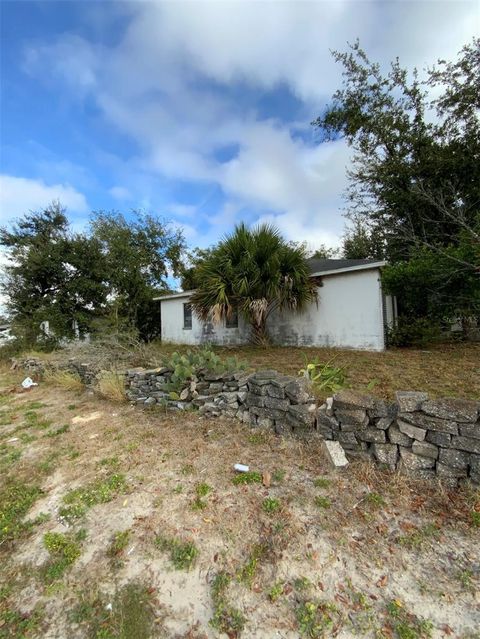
left=59, top=474, right=127, bottom=523
left=313, top=477, right=331, bottom=489
left=294, top=576, right=312, bottom=592
left=397, top=523, right=439, bottom=549
left=172, top=485, right=183, bottom=494
left=385, top=600, right=433, bottom=639
left=0, top=605, right=44, bottom=638
left=268, top=581, right=284, bottom=602
left=70, top=582, right=155, bottom=639
left=107, top=530, right=130, bottom=568
left=298, top=356, right=346, bottom=394
left=470, top=511, right=480, bottom=527
left=0, top=447, right=21, bottom=471
left=98, top=456, right=120, bottom=469
left=248, top=432, right=268, bottom=444
left=365, top=492, right=386, bottom=508
left=23, top=411, right=52, bottom=431
left=67, top=404, right=77, bottom=410
left=155, top=535, right=198, bottom=570
left=37, top=451, right=61, bottom=474
left=262, top=497, right=281, bottom=514
left=314, top=496, right=331, bottom=509
left=0, top=481, right=42, bottom=544
left=237, top=544, right=267, bottom=588
left=181, top=463, right=195, bottom=475
left=45, top=424, right=70, bottom=438
left=458, top=569, right=475, bottom=592
left=295, top=599, right=341, bottom=638
left=196, top=482, right=212, bottom=497
left=232, top=471, right=262, bottom=485
left=41, top=531, right=82, bottom=583
left=209, top=572, right=245, bottom=638
left=272, top=469, right=286, bottom=483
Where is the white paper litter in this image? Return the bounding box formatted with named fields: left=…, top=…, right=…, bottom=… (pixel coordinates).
left=21, top=377, right=38, bottom=389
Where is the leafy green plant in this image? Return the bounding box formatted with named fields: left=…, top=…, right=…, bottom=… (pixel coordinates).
left=385, top=600, right=433, bottom=639
left=314, top=496, right=331, bottom=509
left=268, top=581, right=285, bottom=602
left=262, top=497, right=281, bottom=514
left=313, top=477, right=331, bottom=489
left=42, top=531, right=83, bottom=582
left=107, top=530, right=130, bottom=558
left=232, top=471, right=262, bottom=485
left=0, top=481, right=42, bottom=544
left=295, top=600, right=340, bottom=638
left=298, top=356, right=346, bottom=393
left=155, top=535, right=198, bottom=570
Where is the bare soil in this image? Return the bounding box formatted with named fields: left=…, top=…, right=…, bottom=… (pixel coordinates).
left=0, top=366, right=479, bottom=639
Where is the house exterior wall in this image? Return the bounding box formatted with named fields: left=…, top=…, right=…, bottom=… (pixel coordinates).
left=160, top=296, right=250, bottom=346
left=159, top=268, right=385, bottom=351
left=267, top=269, right=385, bottom=351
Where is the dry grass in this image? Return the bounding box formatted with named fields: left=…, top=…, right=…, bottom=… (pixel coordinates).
left=96, top=369, right=126, bottom=402
left=146, top=341, right=480, bottom=400
left=43, top=368, right=84, bottom=392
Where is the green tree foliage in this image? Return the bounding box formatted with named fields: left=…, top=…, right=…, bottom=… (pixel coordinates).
left=179, top=246, right=217, bottom=290
left=89, top=210, right=185, bottom=341
left=189, top=223, right=317, bottom=345
left=314, top=39, right=480, bottom=330
left=0, top=202, right=107, bottom=344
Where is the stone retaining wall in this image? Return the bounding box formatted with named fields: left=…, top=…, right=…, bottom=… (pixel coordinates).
left=126, top=367, right=480, bottom=487
left=20, top=358, right=480, bottom=486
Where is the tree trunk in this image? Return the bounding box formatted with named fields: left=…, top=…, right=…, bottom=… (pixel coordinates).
left=250, top=318, right=269, bottom=347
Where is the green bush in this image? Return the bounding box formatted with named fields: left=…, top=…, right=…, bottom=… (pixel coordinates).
left=298, top=356, right=346, bottom=393
left=387, top=317, right=442, bottom=348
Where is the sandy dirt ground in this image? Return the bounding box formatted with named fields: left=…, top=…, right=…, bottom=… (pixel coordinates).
left=0, top=368, right=479, bottom=639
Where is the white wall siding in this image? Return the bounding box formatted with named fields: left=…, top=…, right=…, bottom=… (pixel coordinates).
left=266, top=269, right=385, bottom=351
left=160, top=296, right=250, bottom=345
left=159, top=268, right=385, bottom=351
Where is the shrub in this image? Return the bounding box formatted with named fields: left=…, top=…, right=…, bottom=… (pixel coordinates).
left=387, top=316, right=442, bottom=348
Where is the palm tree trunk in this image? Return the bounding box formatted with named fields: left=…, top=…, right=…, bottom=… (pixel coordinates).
left=250, top=318, right=269, bottom=347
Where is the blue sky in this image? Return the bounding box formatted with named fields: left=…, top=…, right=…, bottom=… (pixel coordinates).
left=0, top=0, right=478, bottom=251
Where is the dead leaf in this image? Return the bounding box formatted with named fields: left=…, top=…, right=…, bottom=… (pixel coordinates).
left=262, top=472, right=271, bottom=487
left=376, top=575, right=388, bottom=587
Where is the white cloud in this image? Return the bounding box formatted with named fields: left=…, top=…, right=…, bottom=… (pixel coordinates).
left=109, top=185, right=132, bottom=201
left=20, top=0, right=479, bottom=246
left=0, top=175, right=88, bottom=223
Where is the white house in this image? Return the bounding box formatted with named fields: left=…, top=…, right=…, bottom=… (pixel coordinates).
left=155, top=259, right=396, bottom=351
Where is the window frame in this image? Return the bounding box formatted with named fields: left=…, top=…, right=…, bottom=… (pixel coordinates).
left=225, top=308, right=239, bottom=329
left=183, top=303, right=193, bottom=330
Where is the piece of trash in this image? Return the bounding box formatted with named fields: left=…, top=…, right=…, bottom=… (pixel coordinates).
left=7, top=437, right=19, bottom=443
left=234, top=463, right=249, bottom=473
left=262, top=472, right=271, bottom=487
left=105, top=603, right=113, bottom=611
left=88, top=434, right=99, bottom=439
left=21, top=377, right=38, bottom=389
left=127, top=546, right=135, bottom=556
left=122, top=499, right=128, bottom=507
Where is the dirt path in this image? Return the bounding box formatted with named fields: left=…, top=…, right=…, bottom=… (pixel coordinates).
left=0, top=368, right=479, bottom=638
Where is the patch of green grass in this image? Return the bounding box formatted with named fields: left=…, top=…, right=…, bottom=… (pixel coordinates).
left=36, top=451, right=61, bottom=475
left=232, top=471, right=262, bottom=485
left=23, top=401, right=47, bottom=411
left=107, top=530, right=130, bottom=559
left=458, top=569, right=475, bottom=592
left=67, top=404, right=77, bottom=410
left=0, top=481, right=42, bottom=544
left=98, top=456, right=120, bottom=469
left=313, top=477, right=331, bottom=489
left=45, top=424, right=70, bottom=438
left=385, top=600, right=433, bottom=639
left=262, top=497, right=281, bottom=514
left=155, top=535, right=198, bottom=570
left=70, top=582, right=156, bottom=639
left=0, top=605, right=44, bottom=638
left=294, top=576, right=312, bottom=592
left=470, top=511, right=480, bottom=527
left=59, top=474, right=127, bottom=523
left=23, top=411, right=52, bottom=431
left=191, top=482, right=212, bottom=510
left=41, top=531, right=83, bottom=583
left=365, top=492, right=386, bottom=508
left=314, top=496, right=331, bottom=509
left=209, top=572, right=245, bottom=638
left=172, top=484, right=183, bottom=494
left=248, top=432, right=268, bottom=444
left=180, top=463, right=195, bottom=475
left=295, top=599, right=341, bottom=638
left=0, top=446, right=21, bottom=471
left=397, top=523, right=440, bottom=550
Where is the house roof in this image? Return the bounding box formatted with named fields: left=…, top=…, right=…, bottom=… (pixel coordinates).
left=154, top=259, right=386, bottom=301
left=308, top=258, right=386, bottom=277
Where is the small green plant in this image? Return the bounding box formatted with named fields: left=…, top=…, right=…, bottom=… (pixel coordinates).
left=262, top=497, right=281, bottom=514
left=268, top=581, right=284, bottom=602
left=385, top=599, right=433, bottom=639
left=298, top=356, right=346, bottom=394
left=0, top=605, right=44, bottom=638
left=181, top=463, right=195, bottom=475
left=42, top=531, right=82, bottom=582
left=294, top=576, right=312, bottom=592
left=155, top=535, right=198, bottom=570
left=237, top=544, right=267, bottom=588
left=59, top=474, right=127, bottom=523
left=365, top=492, right=386, bottom=508
left=470, top=511, right=480, bottom=528
left=107, top=530, right=130, bottom=558
left=191, top=482, right=212, bottom=510
left=314, top=496, right=331, bottom=509
left=209, top=572, right=245, bottom=638
left=98, top=456, right=120, bottom=468
left=232, top=471, right=262, bottom=485
left=458, top=569, right=474, bottom=592
left=313, top=477, right=331, bottom=489
left=272, top=469, right=286, bottom=483
left=295, top=599, right=340, bottom=638
left=248, top=432, right=268, bottom=444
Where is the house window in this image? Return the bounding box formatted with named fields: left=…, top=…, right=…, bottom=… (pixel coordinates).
left=183, top=303, right=192, bottom=329
left=225, top=308, right=238, bottom=328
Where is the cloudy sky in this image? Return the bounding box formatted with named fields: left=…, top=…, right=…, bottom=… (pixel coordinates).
left=0, top=0, right=478, bottom=251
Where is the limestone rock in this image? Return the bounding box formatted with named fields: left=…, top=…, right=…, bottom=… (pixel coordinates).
left=372, top=443, right=398, bottom=469
left=397, top=419, right=427, bottom=442
left=421, top=398, right=479, bottom=423
left=412, top=440, right=438, bottom=460
left=451, top=436, right=480, bottom=454
left=388, top=426, right=412, bottom=447
left=395, top=391, right=429, bottom=413
left=357, top=428, right=386, bottom=443
left=438, top=448, right=469, bottom=469
left=399, top=447, right=435, bottom=470
left=459, top=423, right=480, bottom=440
left=426, top=431, right=451, bottom=447
left=321, top=440, right=349, bottom=468
left=332, top=390, right=375, bottom=411
left=398, top=412, right=458, bottom=435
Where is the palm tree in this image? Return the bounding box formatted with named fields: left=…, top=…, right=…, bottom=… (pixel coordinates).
left=190, top=223, right=317, bottom=345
